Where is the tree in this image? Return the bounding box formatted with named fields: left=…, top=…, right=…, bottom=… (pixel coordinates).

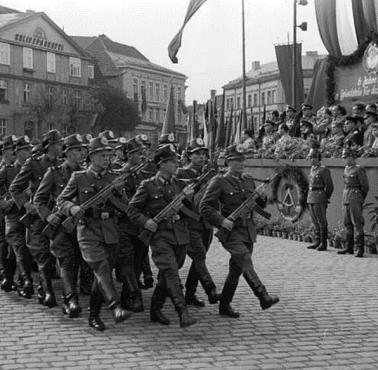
left=89, top=84, right=140, bottom=135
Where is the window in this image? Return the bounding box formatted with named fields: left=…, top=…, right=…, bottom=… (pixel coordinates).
left=133, top=79, right=138, bottom=101
left=177, top=87, right=181, bottom=101
left=0, top=43, right=10, bottom=65
left=69, top=57, right=81, bottom=77
left=46, top=52, right=56, bottom=73
left=62, top=88, right=68, bottom=105
left=155, top=83, right=160, bottom=101
left=247, top=94, right=252, bottom=107
left=149, top=82, right=153, bottom=100
left=148, top=109, right=153, bottom=121
left=62, top=123, right=68, bottom=135
left=0, top=119, right=7, bottom=136
left=163, top=84, right=168, bottom=101
left=261, top=92, right=265, bottom=106
left=178, top=109, right=181, bottom=123
left=237, top=97, right=240, bottom=110
left=48, top=122, right=54, bottom=131
left=272, top=90, right=276, bottom=104
left=0, top=80, right=8, bottom=102
left=48, top=87, right=54, bottom=107
left=23, top=83, right=31, bottom=103
left=267, top=91, right=271, bottom=105
left=253, top=93, right=257, bottom=107
left=23, top=47, right=33, bottom=69
left=155, top=109, right=159, bottom=122
left=74, top=90, right=81, bottom=109
left=88, top=64, right=94, bottom=79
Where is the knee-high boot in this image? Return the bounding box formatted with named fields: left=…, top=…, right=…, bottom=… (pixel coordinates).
left=355, top=234, right=364, bottom=258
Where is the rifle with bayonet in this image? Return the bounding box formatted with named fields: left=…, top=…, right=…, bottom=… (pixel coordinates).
left=44, top=161, right=147, bottom=238
left=138, top=168, right=217, bottom=246
left=215, top=171, right=279, bottom=244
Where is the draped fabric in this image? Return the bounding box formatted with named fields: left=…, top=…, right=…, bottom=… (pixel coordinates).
left=161, top=85, right=176, bottom=135
left=306, top=59, right=328, bottom=112
left=336, top=0, right=358, bottom=55
left=361, top=0, right=377, bottom=35
left=352, top=0, right=371, bottom=45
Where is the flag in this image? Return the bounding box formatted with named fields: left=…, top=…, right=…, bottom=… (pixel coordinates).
left=193, top=100, right=199, bottom=138
left=225, top=104, right=233, bottom=147
left=250, top=106, right=254, bottom=137
left=161, top=84, right=176, bottom=135
left=168, top=0, right=207, bottom=63
left=203, top=102, right=209, bottom=147
left=215, top=89, right=226, bottom=149
left=234, top=110, right=243, bottom=144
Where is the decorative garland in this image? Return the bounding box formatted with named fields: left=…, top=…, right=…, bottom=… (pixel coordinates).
left=270, top=165, right=309, bottom=220
left=326, top=34, right=378, bottom=105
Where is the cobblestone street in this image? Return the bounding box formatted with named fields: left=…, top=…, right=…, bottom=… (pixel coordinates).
left=1, top=236, right=378, bottom=370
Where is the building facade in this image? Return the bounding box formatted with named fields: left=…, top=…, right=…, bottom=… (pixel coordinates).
left=223, top=51, right=323, bottom=131
left=72, top=34, right=188, bottom=147
left=0, top=8, right=94, bottom=139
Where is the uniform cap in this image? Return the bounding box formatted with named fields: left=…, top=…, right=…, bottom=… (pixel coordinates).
left=365, top=104, right=378, bottom=117
left=187, top=138, right=208, bottom=154
left=158, top=133, right=176, bottom=145
left=114, top=137, right=127, bottom=150
left=88, top=136, right=114, bottom=155
left=15, top=136, right=32, bottom=151
left=302, top=103, right=313, bottom=110
left=1, top=135, right=17, bottom=151
left=63, top=134, right=84, bottom=152
left=99, top=130, right=117, bottom=143
left=124, top=137, right=145, bottom=154
left=154, top=144, right=179, bottom=164
left=136, top=134, right=151, bottom=147
left=42, top=129, right=63, bottom=149
left=81, top=133, right=93, bottom=146
left=224, top=144, right=246, bottom=161
left=286, top=105, right=297, bottom=113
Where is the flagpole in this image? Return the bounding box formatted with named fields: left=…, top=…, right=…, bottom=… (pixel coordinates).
left=241, top=0, right=247, bottom=131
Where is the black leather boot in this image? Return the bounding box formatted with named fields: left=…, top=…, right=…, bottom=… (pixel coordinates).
left=143, top=276, right=154, bottom=289
left=316, top=229, right=328, bottom=251
left=79, top=260, right=94, bottom=296
left=219, top=301, right=240, bottom=318
left=0, top=277, right=17, bottom=292
left=19, top=277, right=34, bottom=299
left=355, top=235, right=364, bottom=258
left=109, top=301, right=132, bottom=323
left=150, top=309, right=170, bottom=325
left=257, top=288, right=280, bottom=310
left=185, top=292, right=205, bottom=307
left=130, top=291, right=144, bottom=312
left=307, top=231, right=320, bottom=249
left=150, top=282, right=169, bottom=325
left=337, top=234, right=354, bottom=254
left=205, top=283, right=221, bottom=304
left=42, top=273, right=57, bottom=308
left=178, top=307, right=196, bottom=328
left=37, top=283, right=44, bottom=304
left=63, top=293, right=81, bottom=318
left=88, top=289, right=106, bottom=331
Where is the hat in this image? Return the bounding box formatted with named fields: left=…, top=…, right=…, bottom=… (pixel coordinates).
left=136, top=134, right=151, bottom=147
left=224, top=144, right=246, bottom=161
left=42, top=129, right=62, bottom=149
left=99, top=130, right=117, bottom=143
left=365, top=104, right=377, bottom=117
left=286, top=105, right=297, bottom=113
left=114, top=137, right=127, bottom=150
left=302, top=103, right=313, bottom=110
left=352, top=103, right=365, bottom=111
left=88, top=136, right=114, bottom=155
left=154, top=144, right=179, bottom=164
left=15, top=136, right=32, bottom=151
left=1, top=135, right=17, bottom=151
left=158, top=133, right=176, bottom=145
left=307, top=140, right=321, bottom=159
left=81, top=134, right=93, bottom=146
left=300, top=119, right=313, bottom=128
left=124, top=137, right=145, bottom=154
left=342, top=143, right=359, bottom=158
left=187, top=138, right=208, bottom=154
left=63, top=134, right=84, bottom=152
left=344, top=116, right=359, bottom=124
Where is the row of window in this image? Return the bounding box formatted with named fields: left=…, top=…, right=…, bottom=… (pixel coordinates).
left=133, top=78, right=182, bottom=103
left=0, top=42, right=94, bottom=78
left=226, top=89, right=277, bottom=110
left=144, top=107, right=182, bottom=123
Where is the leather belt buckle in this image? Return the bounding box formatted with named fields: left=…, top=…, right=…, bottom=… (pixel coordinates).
left=101, top=212, right=110, bottom=220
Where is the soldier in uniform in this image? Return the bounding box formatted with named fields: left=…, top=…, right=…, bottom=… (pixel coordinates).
left=112, top=137, right=127, bottom=169
left=343, top=116, right=363, bottom=148
left=306, top=141, right=334, bottom=251
left=0, top=135, right=17, bottom=292
left=177, top=138, right=220, bottom=307
left=337, top=146, right=369, bottom=257
left=57, top=136, right=132, bottom=331
left=127, top=144, right=197, bottom=327
left=200, top=144, right=279, bottom=318
left=34, top=134, right=85, bottom=317
left=9, top=130, right=63, bottom=307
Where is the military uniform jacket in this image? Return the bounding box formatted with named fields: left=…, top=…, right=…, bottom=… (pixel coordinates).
left=200, top=172, right=266, bottom=243
left=9, top=154, right=56, bottom=210
left=0, top=160, right=23, bottom=215
left=307, top=165, right=334, bottom=204
left=127, top=173, right=190, bottom=245
left=344, top=129, right=363, bottom=147
left=34, top=161, right=82, bottom=221
left=342, top=165, right=369, bottom=205
left=177, top=165, right=212, bottom=231
left=57, top=167, right=128, bottom=245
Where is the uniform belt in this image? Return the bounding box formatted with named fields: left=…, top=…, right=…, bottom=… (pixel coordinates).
left=309, top=187, right=323, bottom=191
left=84, top=208, right=115, bottom=219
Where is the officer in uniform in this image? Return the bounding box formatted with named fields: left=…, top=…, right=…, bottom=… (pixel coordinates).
left=112, top=137, right=127, bottom=169
left=0, top=135, right=17, bottom=292
left=127, top=144, right=196, bottom=327
left=57, top=136, right=132, bottom=331
left=177, top=138, right=219, bottom=307
left=343, top=116, right=363, bottom=147
left=9, top=130, right=63, bottom=307
left=200, top=144, right=279, bottom=318
left=34, top=134, right=85, bottom=317
left=306, top=141, right=334, bottom=251
left=338, top=146, right=369, bottom=257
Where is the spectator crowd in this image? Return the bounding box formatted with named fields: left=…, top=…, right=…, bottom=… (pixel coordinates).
left=241, top=102, right=378, bottom=159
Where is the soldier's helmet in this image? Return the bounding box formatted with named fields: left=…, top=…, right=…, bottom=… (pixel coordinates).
left=224, top=144, right=246, bottom=161
left=158, top=133, right=176, bottom=145
left=15, top=136, right=32, bottom=151
left=124, top=137, right=145, bottom=155
left=136, top=134, right=151, bottom=147
left=114, top=137, right=127, bottom=151
left=63, top=134, right=84, bottom=152
left=187, top=138, right=208, bottom=155
left=154, top=143, right=180, bottom=164
left=81, top=134, right=93, bottom=147
left=1, top=135, right=17, bottom=151
left=301, top=103, right=313, bottom=111
left=307, top=139, right=321, bottom=159
left=42, top=129, right=63, bottom=150
left=88, top=136, right=114, bottom=155
left=365, top=104, right=378, bottom=118
left=99, top=130, right=117, bottom=144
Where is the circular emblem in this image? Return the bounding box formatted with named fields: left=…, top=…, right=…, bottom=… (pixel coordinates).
left=140, top=134, right=148, bottom=141
left=108, top=130, right=115, bottom=139
left=119, top=137, right=127, bottom=144
left=11, top=135, right=17, bottom=141
left=168, top=133, right=175, bottom=142
left=235, top=144, right=244, bottom=153
left=363, top=41, right=378, bottom=73
left=196, top=138, right=204, bottom=146
left=85, top=134, right=93, bottom=141
left=24, top=135, right=30, bottom=143
left=100, top=137, right=109, bottom=145
left=76, top=134, right=83, bottom=142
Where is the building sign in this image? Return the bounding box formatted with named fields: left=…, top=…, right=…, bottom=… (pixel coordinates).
left=14, top=30, right=64, bottom=52
left=335, top=41, right=378, bottom=103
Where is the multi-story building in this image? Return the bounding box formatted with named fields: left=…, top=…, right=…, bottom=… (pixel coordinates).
left=0, top=8, right=94, bottom=138
left=223, top=51, right=323, bottom=131
left=72, top=34, right=188, bottom=146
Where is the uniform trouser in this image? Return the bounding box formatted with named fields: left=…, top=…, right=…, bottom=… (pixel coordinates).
left=0, top=218, right=17, bottom=280
left=150, top=232, right=187, bottom=312
left=221, top=235, right=265, bottom=304
left=343, top=202, right=364, bottom=245
left=185, top=228, right=214, bottom=295
left=50, top=229, right=81, bottom=297
left=5, top=214, right=31, bottom=279
left=140, top=251, right=153, bottom=281
left=308, top=203, right=328, bottom=240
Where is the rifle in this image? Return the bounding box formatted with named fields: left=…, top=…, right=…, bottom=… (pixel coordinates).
left=215, top=171, right=279, bottom=244
left=60, top=161, right=147, bottom=234
left=19, top=212, right=35, bottom=228
left=138, top=169, right=217, bottom=246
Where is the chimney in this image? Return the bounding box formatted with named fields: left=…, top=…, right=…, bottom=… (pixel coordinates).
left=25, top=9, right=36, bottom=14
left=305, top=51, right=318, bottom=57
left=210, top=89, right=216, bottom=100
left=251, top=61, right=261, bottom=71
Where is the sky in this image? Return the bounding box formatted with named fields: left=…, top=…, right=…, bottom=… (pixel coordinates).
left=2, top=0, right=327, bottom=103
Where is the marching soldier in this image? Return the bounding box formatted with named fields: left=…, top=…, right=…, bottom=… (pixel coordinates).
left=9, top=130, right=63, bottom=307
left=177, top=138, right=220, bottom=307
left=127, top=144, right=197, bottom=327
left=200, top=144, right=279, bottom=318
left=57, top=136, right=132, bottom=330
left=34, top=134, right=86, bottom=317
left=306, top=141, right=334, bottom=251
left=112, top=137, right=127, bottom=169
left=0, top=135, right=17, bottom=292
left=338, top=146, right=369, bottom=257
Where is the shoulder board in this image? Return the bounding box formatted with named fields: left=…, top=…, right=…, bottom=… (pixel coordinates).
left=5, top=164, right=15, bottom=168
